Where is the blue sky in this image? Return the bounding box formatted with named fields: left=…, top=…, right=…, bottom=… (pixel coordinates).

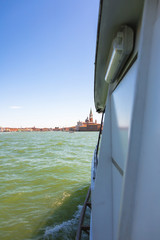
left=0, top=0, right=101, bottom=128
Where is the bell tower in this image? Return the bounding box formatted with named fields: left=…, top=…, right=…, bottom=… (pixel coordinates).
left=89, top=108, right=93, bottom=123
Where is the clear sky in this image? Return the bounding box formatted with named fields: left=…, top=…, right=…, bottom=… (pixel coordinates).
left=0, top=0, right=101, bottom=128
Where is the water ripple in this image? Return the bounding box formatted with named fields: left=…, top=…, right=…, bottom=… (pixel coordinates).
left=0, top=132, right=98, bottom=240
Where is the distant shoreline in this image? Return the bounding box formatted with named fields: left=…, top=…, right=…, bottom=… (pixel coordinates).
left=0, top=127, right=100, bottom=133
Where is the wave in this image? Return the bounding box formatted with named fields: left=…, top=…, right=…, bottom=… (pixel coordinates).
left=43, top=205, right=89, bottom=240
left=0, top=132, right=95, bottom=240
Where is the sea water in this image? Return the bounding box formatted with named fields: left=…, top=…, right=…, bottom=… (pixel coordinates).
left=0, top=131, right=98, bottom=240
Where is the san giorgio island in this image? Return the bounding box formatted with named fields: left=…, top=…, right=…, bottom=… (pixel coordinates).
left=0, top=109, right=101, bottom=133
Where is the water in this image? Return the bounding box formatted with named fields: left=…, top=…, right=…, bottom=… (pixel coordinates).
left=0, top=131, right=98, bottom=240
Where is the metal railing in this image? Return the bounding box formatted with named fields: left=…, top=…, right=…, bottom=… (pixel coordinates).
left=76, top=108, right=105, bottom=239
left=75, top=187, right=91, bottom=240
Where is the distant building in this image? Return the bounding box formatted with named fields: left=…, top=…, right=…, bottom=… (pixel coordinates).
left=76, top=108, right=101, bottom=132
left=89, top=108, right=93, bottom=123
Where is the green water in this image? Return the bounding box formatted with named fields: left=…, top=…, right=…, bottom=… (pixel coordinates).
left=0, top=131, right=98, bottom=240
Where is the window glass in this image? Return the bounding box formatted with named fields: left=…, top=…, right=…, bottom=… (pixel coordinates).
left=111, top=61, right=137, bottom=170
left=111, top=61, right=137, bottom=240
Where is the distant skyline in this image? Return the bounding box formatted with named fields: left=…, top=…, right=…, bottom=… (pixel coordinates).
left=0, top=0, right=101, bottom=128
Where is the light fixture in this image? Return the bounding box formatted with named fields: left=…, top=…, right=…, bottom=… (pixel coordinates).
left=105, top=25, right=134, bottom=84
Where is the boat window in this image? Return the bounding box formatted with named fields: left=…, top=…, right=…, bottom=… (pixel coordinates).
left=110, top=61, right=137, bottom=240
left=111, top=61, right=137, bottom=171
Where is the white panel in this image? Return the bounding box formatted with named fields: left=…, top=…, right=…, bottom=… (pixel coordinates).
left=92, top=93, right=112, bottom=240
left=118, top=1, right=160, bottom=239
left=131, top=7, right=160, bottom=240
left=111, top=62, right=137, bottom=170
left=112, top=165, right=123, bottom=240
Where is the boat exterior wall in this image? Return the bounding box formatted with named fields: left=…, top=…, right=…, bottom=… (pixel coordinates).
left=91, top=94, right=113, bottom=240
left=118, top=1, right=160, bottom=239
left=91, top=0, right=160, bottom=239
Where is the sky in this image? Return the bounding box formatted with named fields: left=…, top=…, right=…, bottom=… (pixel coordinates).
left=0, top=0, right=101, bottom=128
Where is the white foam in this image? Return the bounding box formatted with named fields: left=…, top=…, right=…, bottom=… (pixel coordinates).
left=43, top=205, right=82, bottom=240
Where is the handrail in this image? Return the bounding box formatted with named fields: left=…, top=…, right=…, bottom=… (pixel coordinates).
left=76, top=111, right=105, bottom=239
left=76, top=186, right=91, bottom=240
